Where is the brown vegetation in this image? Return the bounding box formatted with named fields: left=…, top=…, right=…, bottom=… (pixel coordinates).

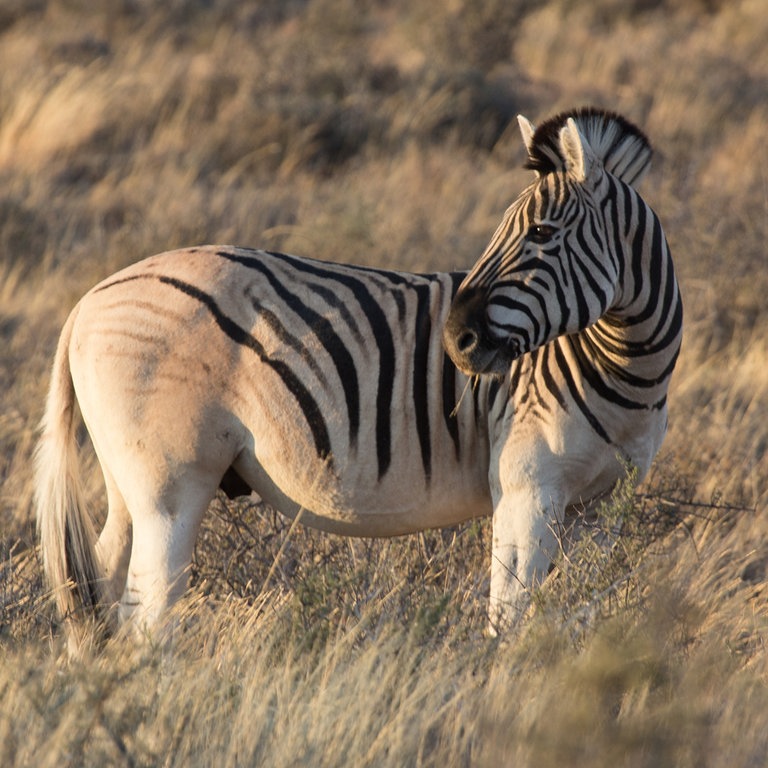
left=1, top=1, right=766, bottom=765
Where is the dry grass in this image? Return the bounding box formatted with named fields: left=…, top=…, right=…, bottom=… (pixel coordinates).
left=1, top=0, right=767, bottom=765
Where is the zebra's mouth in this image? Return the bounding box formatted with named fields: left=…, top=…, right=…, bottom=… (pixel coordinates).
left=478, top=337, right=523, bottom=376
left=501, top=336, right=523, bottom=362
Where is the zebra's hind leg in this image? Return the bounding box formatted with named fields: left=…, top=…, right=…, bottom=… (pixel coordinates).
left=117, top=471, right=219, bottom=640
left=94, top=467, right=133, bottom=635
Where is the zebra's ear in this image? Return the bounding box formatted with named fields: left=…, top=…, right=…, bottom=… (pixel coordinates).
left=559, top=117, right=602, bottom=185
left=517, top=115, right=542, bottom=176
left=517, top=115, right=536, bottom=155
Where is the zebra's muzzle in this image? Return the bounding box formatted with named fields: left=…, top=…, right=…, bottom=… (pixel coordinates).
left=443, top=285, right=512, bottom=376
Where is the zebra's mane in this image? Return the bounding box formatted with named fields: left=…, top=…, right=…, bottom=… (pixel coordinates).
left=524, top=107, right=653, bottom=187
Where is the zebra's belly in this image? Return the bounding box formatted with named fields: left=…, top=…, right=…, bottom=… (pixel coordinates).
left=231, top=448, right=493, bottom=538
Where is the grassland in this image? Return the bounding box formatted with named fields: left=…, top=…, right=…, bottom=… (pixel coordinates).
left=1, top=1, right=767, bottom=765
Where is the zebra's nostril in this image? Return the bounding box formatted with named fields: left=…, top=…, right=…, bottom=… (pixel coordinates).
left=457, top=330, right=478, bottom=353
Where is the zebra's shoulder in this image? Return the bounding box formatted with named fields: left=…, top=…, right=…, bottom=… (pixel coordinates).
left=521, top=107, right=652, bottom=187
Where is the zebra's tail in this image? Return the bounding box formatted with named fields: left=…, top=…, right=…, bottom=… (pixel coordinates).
left=34, top=303, right=105, bottom=651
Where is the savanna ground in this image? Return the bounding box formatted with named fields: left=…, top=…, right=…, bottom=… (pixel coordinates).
left=1, top=0, right=767, bottom=765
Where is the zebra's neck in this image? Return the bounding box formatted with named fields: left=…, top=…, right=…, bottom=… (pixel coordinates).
left=578, top=193, right=683, bottom=411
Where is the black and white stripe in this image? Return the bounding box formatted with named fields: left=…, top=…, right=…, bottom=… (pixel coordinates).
left=88, top=247, right=487, bottom=501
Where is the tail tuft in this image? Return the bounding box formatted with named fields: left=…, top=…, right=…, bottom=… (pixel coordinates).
left=34, top=305, right=107, bottom=651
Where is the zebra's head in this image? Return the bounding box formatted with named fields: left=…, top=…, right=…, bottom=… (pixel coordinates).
left=443, top=107, right=652, bottom=376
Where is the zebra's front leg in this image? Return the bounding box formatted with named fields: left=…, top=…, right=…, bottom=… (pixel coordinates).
left=488, top=473, right=564, bottom=633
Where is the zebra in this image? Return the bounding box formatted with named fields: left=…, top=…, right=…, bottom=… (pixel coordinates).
left=35, top=107, right=682, bottom=646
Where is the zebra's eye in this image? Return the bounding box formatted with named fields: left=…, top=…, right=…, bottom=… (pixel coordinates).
left=527, top=224, right=557, bottom=244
